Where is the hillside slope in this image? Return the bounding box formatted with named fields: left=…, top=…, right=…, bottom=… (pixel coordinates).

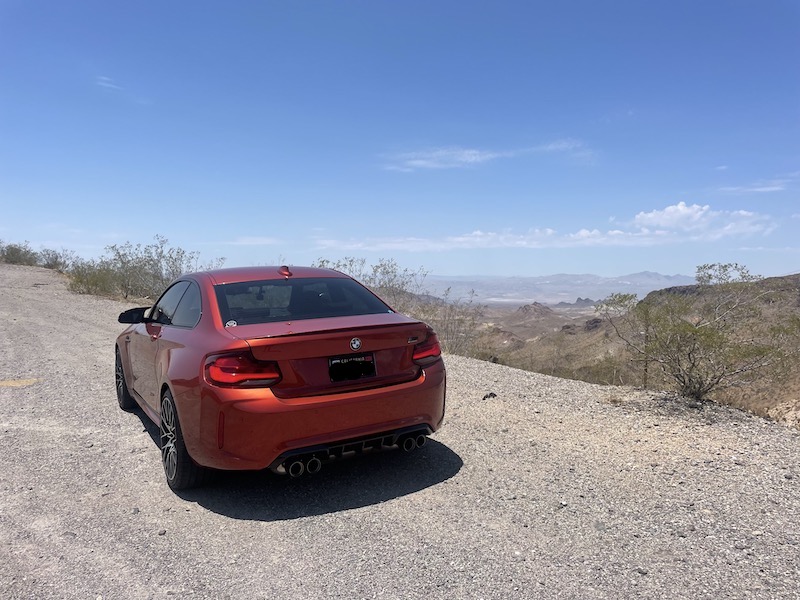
left=2, top=263, right=800, bottom=599
left=476, top=274, right=800, bottom=427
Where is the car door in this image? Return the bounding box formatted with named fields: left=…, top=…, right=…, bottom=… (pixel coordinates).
left=130, top=281, right=191, bottom=412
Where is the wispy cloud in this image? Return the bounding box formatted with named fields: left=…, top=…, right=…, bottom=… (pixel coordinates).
left=529, top=138, right=592, bottom=159
left=719, top=180, right=788, bottom=193
left=718, top=172, right=797, bottom=194
left=384, top=147, right=510, bottom=172
left=315, top=202, right=776, bottom=252
left=384, top=138, right=592, bottom=172
left=95, top=76, right=123, bottom=91
left=315, top=230, right=558, bottom=252
left=94, top=75, right=153, bottom=105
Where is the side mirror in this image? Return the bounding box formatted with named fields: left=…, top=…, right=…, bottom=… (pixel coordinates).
left=118, top=307, right=151, bottom=324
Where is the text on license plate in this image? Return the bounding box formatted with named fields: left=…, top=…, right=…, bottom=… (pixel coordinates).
left=329, top=353, right=376, bottom=382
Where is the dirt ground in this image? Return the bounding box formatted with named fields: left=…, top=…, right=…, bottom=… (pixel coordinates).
left=2, top=264, right=799, bottom=599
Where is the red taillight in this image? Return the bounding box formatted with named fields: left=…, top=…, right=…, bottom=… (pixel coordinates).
left=413, top=333, right=442, bottom=367
left=206, top=353, right=282, bottom=387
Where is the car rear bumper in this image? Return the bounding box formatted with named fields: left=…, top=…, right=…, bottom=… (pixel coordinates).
left=267, top=423, right=433, bottom=475
left=183, top=362, right=446, bottom=471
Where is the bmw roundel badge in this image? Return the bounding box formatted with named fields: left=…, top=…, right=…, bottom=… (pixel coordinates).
left=350, top=337, right=362, bottom=351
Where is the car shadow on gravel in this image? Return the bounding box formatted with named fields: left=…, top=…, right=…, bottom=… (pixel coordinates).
left=133, top=407, right=463, bottom=521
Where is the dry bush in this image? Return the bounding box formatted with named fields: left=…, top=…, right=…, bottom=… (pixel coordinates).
left=67, top=259, right=120, bottom=296
left=67, top=235, right=225, bottom=299
left=0, top=240, right=40, bottom=266
left=597, top=263, right=800, bottom=401
left=313, top=257, right=484, bottom=357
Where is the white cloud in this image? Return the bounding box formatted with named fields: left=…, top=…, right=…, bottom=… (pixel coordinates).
left=620, top=202, right=774, bottom=242
left=531, top=139, right=585, bottom=153
left=634, top=202, right=716, bottom=231
left=719, top=176, right=793, bottom=194
left=94, top=75, right=152, bottom=105
left=315, top=202, right=775, bottom=252
left=384, top=138, right=592, bottom=171
left=530, top=138, right=594, bottom=158
left=530, top=138, right=594, bottom=161
left=315, top=229, right=559, bottom=252
left=96, top=76, right=123, bottom=91
left=717, top=170, right=800, bottom=194
left=384, top=147, right=510, bottom=171
left=719, top=182, right=787, bottom=193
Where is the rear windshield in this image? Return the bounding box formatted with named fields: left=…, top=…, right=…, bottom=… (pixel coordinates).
left=214, top=277, right=392, bottom=326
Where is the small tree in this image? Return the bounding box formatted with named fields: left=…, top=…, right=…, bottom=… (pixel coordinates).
left=597, top=263, right=800, bottom=401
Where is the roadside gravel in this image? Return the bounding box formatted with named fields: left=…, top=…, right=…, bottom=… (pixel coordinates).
left=1, top=263, right=799, bottom=599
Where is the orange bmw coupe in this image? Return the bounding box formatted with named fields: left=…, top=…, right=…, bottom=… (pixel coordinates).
left=115, top=266, right=445, bottom=490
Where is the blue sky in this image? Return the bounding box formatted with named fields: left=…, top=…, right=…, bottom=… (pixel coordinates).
left=1, top=1, right=798, bottom=277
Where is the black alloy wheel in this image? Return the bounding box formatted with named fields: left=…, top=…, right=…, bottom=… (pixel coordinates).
left=159, top=389, right=207, bottom=491
left=115, top=349, right=136, bottom=411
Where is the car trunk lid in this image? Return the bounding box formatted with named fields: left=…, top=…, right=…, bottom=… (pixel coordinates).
left=224, top=314, right=432, bottom=398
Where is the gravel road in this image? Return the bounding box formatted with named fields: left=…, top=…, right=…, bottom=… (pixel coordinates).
left=2, top=263, right=799, bottom=599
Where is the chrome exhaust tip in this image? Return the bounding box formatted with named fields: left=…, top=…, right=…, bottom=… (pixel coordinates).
left=305, top=456, right=322, bottom=475
left=286, top=458, right=305, bottom=478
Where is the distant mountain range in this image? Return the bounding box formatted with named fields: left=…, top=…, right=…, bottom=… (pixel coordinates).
left=425, top=271, right=695, bottom=306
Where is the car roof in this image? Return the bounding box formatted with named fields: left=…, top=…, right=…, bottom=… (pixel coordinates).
left=192, top=266, right=349, bottom=285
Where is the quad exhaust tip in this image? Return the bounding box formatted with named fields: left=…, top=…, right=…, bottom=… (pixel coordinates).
left=401, top=433, right=427, bottom=452
left=286, top=455, right=323, bottom=477
left=286, top=458, right=305, bottom=478
left=306, top=456, right=322, bottom=475
left=283, top=431, right=429, bottom=476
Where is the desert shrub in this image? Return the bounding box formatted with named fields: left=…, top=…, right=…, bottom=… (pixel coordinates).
left=417, top=288, right=484, bottom=356
left=0, top=235, right=224, bottom=299
left=67, top=258, right=120, bottom=296
left=104, top=236, right=184, bottom=298
left=573, top=353, right=628, bottom=386
left=85, top=235, right=225, bottom=299
left=0, top=240, right=39, bottom=266
left=38, top=247, right=78, bottom=272
left=313, top=257, right=484, bottom=356
left=314, top=256, right=428, bottom=316
left=597, top=263, right=800, bottom=401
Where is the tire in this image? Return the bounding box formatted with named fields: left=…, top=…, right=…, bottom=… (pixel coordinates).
left=159, top=389, right=207, bottom=491
left=115, top=349, right=137, bottom=411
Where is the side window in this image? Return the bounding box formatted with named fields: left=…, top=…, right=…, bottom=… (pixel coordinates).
left=171, top=282, right=202, bottom=328
left=152, top=281, right=191, bottom=326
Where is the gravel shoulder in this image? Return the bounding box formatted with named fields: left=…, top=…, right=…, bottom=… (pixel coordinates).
left=1, top=263, right=799, bottom=599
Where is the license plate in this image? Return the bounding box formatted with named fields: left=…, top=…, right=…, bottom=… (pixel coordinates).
left=329, top=353, right=376, bottom=382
